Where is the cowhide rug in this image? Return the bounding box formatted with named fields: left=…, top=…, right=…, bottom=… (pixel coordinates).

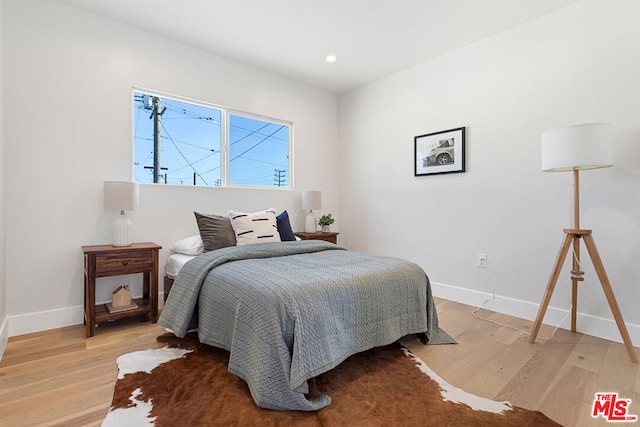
left=102, top=333, right=561, bottom=426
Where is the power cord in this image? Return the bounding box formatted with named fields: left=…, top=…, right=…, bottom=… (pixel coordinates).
left=471, top=182, right=580, bottom=341
left=471, top=283, right=571, bottom=341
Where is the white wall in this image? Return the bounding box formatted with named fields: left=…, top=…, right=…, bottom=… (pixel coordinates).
left=0, top=0, right=8, bottom=356
left=3, top=0, right=339, bottom=336
left=339, top=0, right=640, bottom=344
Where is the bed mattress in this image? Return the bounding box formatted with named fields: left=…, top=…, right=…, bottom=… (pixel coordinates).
left=165, top=253, right=197, bottom=279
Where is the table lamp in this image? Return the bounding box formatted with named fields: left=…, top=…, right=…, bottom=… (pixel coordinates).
left=302, top=190, right=321, bottom=233
left=104, top=181, right=139, bottom=247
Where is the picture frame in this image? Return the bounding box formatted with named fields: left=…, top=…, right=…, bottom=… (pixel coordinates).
left=414, top=127, right=465, bottom=176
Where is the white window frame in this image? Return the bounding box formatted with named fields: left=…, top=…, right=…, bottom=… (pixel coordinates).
left=132, top=87, right=293, bottom=189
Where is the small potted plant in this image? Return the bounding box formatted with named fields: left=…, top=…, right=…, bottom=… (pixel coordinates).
left=318, top=214, right=335, bottom=232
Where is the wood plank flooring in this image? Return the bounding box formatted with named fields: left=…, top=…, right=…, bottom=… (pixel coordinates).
left=1, top=299, right=638, bottom=426
left=401, top=299, right=640, bottom=427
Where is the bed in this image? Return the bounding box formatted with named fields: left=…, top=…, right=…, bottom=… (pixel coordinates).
left=159, top=237, right=454, bottom=411
left=163, top=252, right=196, bottom=301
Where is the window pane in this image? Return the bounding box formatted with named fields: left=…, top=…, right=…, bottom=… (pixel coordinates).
left=229, top=114, right=290, bottom=187
left=133, top=92, right=222, bottom=186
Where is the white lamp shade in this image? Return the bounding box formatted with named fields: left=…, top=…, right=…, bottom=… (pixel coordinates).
left=104, top=181, right=139, bottom=211
left=541, top=123, right=614, bottom=172
left=302, top=190, right=322, bottom=210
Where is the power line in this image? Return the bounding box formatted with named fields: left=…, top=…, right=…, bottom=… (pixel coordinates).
left=160, top=121, right=209, bottom=186
left=230, top=122, right=271, bottom=146
left=240, top=156, right=287, bottom=168
left=230, top=123, right=288, bottom=145
left=135, top=135, right=216, bottom=153
left=230, top=125, right=285, bottom=162
left=170, top=152, right=217, bottom=173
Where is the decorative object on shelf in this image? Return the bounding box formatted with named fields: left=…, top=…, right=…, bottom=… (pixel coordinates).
left=104, top=181, right=139, bottom=247
left=106, top=285, right=138, bottom=313
left=112, top=285, right=132, bottom=307
left=530, top=123, right=637, bottom=364
left=318, top=213, right=335, bottom=232
left=414, top=127, right=465, bottom=176
left=302, top=190, right=322, bottom=233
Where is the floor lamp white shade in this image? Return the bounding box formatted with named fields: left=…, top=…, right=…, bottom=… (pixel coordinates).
left=541, top=122, right=614, bottom=230
left=302, top=190, right=321, bottom=233
left=104, top=181, right=139, bottom=246
left=541, top=123, right=614, bottom=171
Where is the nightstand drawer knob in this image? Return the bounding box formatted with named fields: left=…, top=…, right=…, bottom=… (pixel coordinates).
left=122, top=260, right=129, bottom=266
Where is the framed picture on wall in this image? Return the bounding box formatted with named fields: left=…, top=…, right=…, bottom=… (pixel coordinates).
left=414, top=127, right=465, bottom=176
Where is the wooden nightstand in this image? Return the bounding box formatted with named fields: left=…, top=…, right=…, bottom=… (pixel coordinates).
left=294, top=231, right=339, bottom=244
left=82, top=242, right=161, bottom=337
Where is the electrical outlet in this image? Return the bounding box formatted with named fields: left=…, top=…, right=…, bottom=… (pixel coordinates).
left=477, top=253, right=487, bottom=268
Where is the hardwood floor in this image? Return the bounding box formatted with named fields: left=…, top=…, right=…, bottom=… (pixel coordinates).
left=1, top=299, right=638, bottom=426
left=0, top=317, right=167, bottom=427
left=402, top=299, right=640, bottom=427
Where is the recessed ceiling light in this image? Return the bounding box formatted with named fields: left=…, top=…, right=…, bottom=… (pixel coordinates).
left=326, top=54, right=337, bottom=63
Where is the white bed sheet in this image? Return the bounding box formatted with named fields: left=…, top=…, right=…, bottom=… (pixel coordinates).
left=167, top=236, right=302, bottom=279
left=166, top=253, right=198, bottom=279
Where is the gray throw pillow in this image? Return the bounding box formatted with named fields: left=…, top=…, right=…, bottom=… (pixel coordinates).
left=194, top=212, right=237, bottom=251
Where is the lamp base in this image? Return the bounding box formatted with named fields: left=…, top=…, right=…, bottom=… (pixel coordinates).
left=112, top=212, right=133, bottom=247
left=304, top=211, right=317, bottom=233
left=528, top=228, right=638, bottom=364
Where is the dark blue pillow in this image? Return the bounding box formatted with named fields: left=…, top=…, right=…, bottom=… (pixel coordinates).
left=276, top=210, right=296, bottom=241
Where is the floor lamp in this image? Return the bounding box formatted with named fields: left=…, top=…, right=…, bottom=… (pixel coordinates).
left=529, top=123, right=638, bottom=364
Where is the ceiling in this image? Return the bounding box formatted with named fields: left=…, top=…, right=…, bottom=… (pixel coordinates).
left=59, top=0, right=582, bottom=94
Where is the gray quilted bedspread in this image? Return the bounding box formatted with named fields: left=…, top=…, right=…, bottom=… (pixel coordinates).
left=159, top=240, right=454, bottom=411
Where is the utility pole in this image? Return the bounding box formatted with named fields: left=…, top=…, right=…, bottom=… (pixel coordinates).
left=274, top=169, right=286, bottom=187
left=150, top=97, right=166, bottom=183
left=144, top=166, right=167, bottom=182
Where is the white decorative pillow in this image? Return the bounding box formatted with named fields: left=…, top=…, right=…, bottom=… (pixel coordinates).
left=170, top=235, right=204, bottom=255
left=228, top=208, right=281, bottom=246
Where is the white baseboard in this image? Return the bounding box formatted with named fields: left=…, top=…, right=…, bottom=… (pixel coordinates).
left=8, top=305, right=85, bottom=337
left=4, top=285, right=637, bottom=347
left=6, top=293, right=168, bottom=339
left=0, top=316, right=8, bottom=361
left=431, top=281, right=640, bottom=346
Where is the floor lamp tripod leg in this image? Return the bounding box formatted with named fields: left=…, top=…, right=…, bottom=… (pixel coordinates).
left=571, top=278, right=578, bottom=332
left=582, top=234, right=638, bottom=364
left=529, top=233, right=574, bottom=343
left=571, top=235, right=582, bottom=332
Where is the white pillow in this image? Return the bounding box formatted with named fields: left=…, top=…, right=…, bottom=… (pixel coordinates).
left=170, top=234, right=204, bottom=255
left=228, top=208, right=281, bottom=246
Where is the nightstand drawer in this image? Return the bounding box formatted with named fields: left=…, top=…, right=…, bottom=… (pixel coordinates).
left=95, top=250, right=153, bottom=276
left=294, top=231, right=339, bottom=244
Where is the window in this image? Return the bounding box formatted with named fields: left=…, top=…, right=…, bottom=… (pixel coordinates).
left=133, top=90, right=292, bottom=188
left=228, top=114, right=290, bottom=187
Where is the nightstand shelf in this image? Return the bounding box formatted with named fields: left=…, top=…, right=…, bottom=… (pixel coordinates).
left=94, top=297, right=152, bottom=323
left=82, top=242, right=161, bottom=337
